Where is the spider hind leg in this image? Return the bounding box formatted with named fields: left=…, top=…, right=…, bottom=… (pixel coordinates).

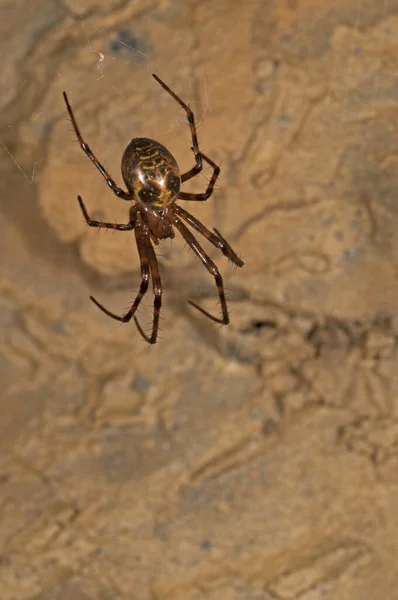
left=173, top=216, right=230, bottom=325
left=88, top=218, right=153, bottom=339
left=175, top=206, right=244, bottom=267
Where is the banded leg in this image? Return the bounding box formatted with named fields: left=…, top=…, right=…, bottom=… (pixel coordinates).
left=90, top=219, right=150, bottom=326
left=78, top=196, right=134, bottom=231
left=63, top=92, right=132, bottom=200
left=173, top=216, right=229, bottom=325
left=175, top=205, right=243, bottom=267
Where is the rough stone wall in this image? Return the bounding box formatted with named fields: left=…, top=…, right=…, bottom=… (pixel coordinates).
left=0, top=1, right=398, bottom=598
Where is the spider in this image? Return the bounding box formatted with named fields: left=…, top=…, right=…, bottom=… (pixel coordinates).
left=63, top=74, right=243, bottom=344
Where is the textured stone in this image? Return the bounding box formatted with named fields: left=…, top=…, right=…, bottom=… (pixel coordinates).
left=1, top=1, right=398, bottom=599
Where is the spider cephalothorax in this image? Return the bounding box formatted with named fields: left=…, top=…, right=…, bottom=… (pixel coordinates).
left=63, top=74, right=243, bottom=344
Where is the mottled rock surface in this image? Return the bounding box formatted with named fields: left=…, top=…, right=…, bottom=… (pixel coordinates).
left=1, top=1, right=398, bottom=598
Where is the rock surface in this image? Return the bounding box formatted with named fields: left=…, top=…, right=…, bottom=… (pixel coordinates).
left=1, top=1, right=398, bottom=598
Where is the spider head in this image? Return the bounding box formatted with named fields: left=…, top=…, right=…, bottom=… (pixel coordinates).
left=141, top=206, right=175, bottom=240
left=121, top=138, right=181, bottom=209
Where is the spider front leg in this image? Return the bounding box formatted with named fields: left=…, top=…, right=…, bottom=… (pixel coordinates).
left=152, top=75, right=202, bottom=179
left=178, top=152, right=220, bottom=201
left=63, top=92, right=132, bottom=201
left=152, top=75, right=220, bottom=200
left=78, top=196, right=134, bottom=231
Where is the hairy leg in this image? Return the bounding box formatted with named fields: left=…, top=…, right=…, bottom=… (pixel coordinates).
left=133, top=233, right=163, bottom=344
left=63, top=92, right=132, bottom=200
left=78, top=196, right=135, bottom=230
left=175, top=205, right=243, bottom=267
left=90, top=217, right=151, bottom=325
left=173, top=216, right=230, bottom=324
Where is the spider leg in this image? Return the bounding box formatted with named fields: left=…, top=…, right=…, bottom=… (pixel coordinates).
left=63, top=91, right=132, bottom=201
left=175, top=206, right=243, bottom=267
left=152, top=74, right=203, bottom=181
left=173, top=216, right=229, bottom=325
left=152, top=75, right=220, bottom=201
left=90, top=214, right=150, bottom=326
left=153, top=75, right=220, bottom=202
left=78, top=196, right=134, bottom=231
left=133, top=232, right=162, bottom=345
left=178, top=152, right=220, bottom=201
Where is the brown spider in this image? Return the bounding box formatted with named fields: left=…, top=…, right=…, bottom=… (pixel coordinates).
left=63, top=74, right=243, bottom=344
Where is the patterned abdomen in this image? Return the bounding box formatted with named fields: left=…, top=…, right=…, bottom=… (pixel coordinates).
left=121, top=138, right=181, bottom=209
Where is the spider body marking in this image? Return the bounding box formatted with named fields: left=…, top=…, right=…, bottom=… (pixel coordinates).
left=63, top=74, right=244, bottom=344
left=121, top=138, right=181, bottom=210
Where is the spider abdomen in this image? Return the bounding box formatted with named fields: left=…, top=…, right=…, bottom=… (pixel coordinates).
left=121, top=138, right=181, bottom=209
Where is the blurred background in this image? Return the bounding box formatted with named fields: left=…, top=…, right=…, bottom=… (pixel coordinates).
left=1, top=0, right=398, bottom=598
